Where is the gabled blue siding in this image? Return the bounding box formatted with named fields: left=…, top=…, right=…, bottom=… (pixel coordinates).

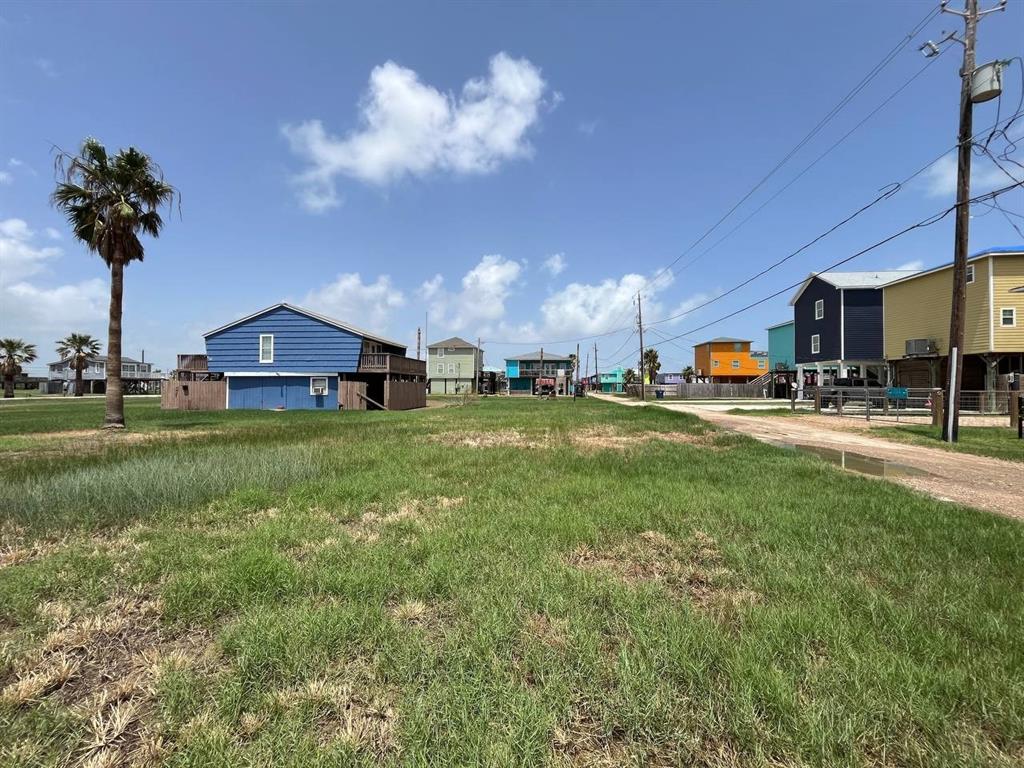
left=842, top=289, right=884, bottom=359
left=795, top=277, right=842, bottom=363
left=206, top=306, right=362, bottom=372
left=228, top=375, right=338, bottom=410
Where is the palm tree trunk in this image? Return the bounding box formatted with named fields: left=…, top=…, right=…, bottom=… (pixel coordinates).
left=74, top=362, right=84, bottom=397
left=2, top=375, right=13, bottom=399
left=104, top=259, right=125, bottom=427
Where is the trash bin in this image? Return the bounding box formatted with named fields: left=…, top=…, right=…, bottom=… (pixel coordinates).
left=655, top=389, right=664, bottom=400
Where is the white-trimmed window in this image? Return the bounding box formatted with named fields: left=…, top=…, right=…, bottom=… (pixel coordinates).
left=966, top=264, right=975, bottom=284
left=310, top=376, right=328, bottom=396
left=437, top=348, right=445, bottom=358
left=712, top=360, right=720, bottom=368
left=1001, top=307, right=1017, bottom=327
left=811, top=334, right=821, bottom=354
left=814, top=299, right=824, bottom=320
left=259, top=334, right=274, bottom=363
left=436, top=363, right=444, bottom=374
left=447, top=363, right=455, bottom=375
left=731, top=360, right=740, bottom=369
left=758, top=360, right=766, bottom=369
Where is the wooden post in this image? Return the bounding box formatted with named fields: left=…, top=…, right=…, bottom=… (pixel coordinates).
left=931, top=389, right=944, bottom=428
left=836, top=390, right=843, bottom=417
left=814, top=388, right=821, bottom=414
left=1010, top=391, right=1021, bottom=430
left=790, top=378, right=796, bottom=413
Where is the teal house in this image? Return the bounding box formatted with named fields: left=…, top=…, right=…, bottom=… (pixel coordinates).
left=599, top=367, right=625, bottom=393
left=767, top=320, right=795, bottom=371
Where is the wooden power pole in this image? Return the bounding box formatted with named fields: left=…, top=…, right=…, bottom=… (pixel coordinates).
left=637, top=291, right=646, bottom=402
left=416, top=327, right=421, bottom=361
left=941, top=0, right=1006, bottom=442
left=593, top=343, right=598, bottom=394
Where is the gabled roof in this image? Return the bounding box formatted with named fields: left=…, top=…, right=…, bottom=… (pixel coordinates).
left=765, top=320, right=794, bottom=331
left=428, top=336, right=477, bottom=349
left=506, top=350, right=573, bottom=361
left=789, top=270, right=919, bottom=305
left=47, top=354, right=143, bottom=366
left=692, top=337, right=750, bottom=346
left=203, top=302, right=405, bottom=348
left=880, top=246, right=1024, bottom=288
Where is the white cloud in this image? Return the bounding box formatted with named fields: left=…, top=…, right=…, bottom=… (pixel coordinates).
left=542, top=252, right=567, bottom=276
left=0, top=171, right=11, bottom=185
left=44, top=227, right=62, bottom=240
left=0, top=217, right=107, bottom=341
left=0, top=218, right=61, bottom=283
left=420, top=254, right=523, bottom=334
left=578, top=120, right=598, bottom=136
left=893, top=259, right=925, bottom=271
left=282, top=52, right=551, bottom=210
left=8, top=158, right=23, bottom=168
left=921, top=154, right=1014, bottom=198
left=301, top=273, right=405, bottom=332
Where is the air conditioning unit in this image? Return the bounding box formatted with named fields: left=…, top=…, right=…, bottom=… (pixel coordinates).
left=905, top=338, right=937, bottom=356
left=311, top=385, right=327, bottom=396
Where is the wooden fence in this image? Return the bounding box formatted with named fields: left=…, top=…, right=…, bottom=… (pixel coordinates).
left=161, top=380, right=226, bottom=410
left=385, top=380, right=426, bottom=410
left=339, top=381, right=367, bottom=410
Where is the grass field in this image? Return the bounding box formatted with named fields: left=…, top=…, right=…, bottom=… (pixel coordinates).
left=1, top=398, right=1022, bottom=767
left=871, top=423, right=1024, bottom=463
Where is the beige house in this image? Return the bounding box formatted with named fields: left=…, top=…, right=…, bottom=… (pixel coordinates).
left=882, top=247, right=1024, bottom=389
left=427, top=337, right=482, bottom=394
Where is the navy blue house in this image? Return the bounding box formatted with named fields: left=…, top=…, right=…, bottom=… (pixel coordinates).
left=203, top=303, right=426, bottom=410
left=789, top=270, right=917, bottom=389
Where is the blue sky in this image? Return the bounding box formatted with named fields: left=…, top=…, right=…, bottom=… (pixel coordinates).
left=1, top=0, right=1021, bottom=375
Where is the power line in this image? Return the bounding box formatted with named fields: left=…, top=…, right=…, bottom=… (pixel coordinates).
left=641, top=182, right=1022, bottom=352
left=639, top=2, right=943, bottom=294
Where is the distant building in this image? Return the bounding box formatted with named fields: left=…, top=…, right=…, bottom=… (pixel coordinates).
left=427, top=337, right=482, bottom=394
left=790, top=270, right=916, bottom=387
left=585, top=366, right=626, bottom=393
left=203, top=303, right=426, bottom=410
left=656, top=372, right=684, bottom=386
left=692, top=338, right=768, bottom=383
left=505, top=351, right=574, bottom=395
left=882, top=247, right=1024, bottom=389
left=766, top=320, right=795, bottom=371
left=46, top=355, right=156, bottom=395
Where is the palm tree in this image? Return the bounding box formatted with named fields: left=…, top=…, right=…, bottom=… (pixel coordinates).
left=643, top=347, right=661, bottom=384
left=1, top=339, right=37, bottom=399
left=56, top=333, right=101, bottom=397
left=623, top=368, right=636, bottom=389
left=52, top=138, right=175, bottom=428
left=682, top=365, right=696, bottom=383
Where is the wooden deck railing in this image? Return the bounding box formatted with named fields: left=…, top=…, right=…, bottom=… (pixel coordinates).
left=358, top=353, right=426, bottom=377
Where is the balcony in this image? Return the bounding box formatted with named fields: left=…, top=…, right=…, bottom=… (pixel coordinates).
left=358, top=353, right=426, bottom=377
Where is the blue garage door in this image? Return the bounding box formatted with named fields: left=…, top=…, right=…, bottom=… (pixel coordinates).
left=228, top=376, right=337, bottom=410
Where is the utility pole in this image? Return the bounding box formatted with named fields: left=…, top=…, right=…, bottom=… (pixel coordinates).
left=576, top=342, right=580, bottom=396
left=416, top=327, right=421, bottom=361
left=941, top=0, right=1006, bottom=442
left=477, top=336, right=482, bottom=394
left=637, top=291, right=646, bottom=402
left=593, top=342, right=599, bottom=394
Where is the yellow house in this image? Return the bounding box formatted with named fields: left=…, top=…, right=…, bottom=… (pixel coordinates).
left=882, top=247, right=1024, bottom=389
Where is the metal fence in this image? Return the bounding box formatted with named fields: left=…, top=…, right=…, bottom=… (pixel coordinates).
left=809, top=387, right=1013, bottom=424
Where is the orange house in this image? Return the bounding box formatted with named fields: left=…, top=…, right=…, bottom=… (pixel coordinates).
left=693, top=337, right=769, bottom=383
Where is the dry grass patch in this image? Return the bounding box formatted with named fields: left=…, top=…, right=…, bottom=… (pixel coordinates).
left=271, top=663, right=398, bottom=759
left=426, top=429, right=544, bottom=448
left=566, top=530, right=759, bottom=613
left=1, top=428, right=220, bottom=464
left=569, top=427, right=726, bottom=452
left=343, top=496, right=463, bottom=544
left=525, top=612, right=569, bottom=649
left=388, top=599, right=451, bottom=632
left=551, top=702, right=681, bottom=768
left=1, top=591, right=215, bottom=766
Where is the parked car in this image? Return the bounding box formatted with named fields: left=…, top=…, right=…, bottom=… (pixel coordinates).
left=821, top=377, right=882, bottom=408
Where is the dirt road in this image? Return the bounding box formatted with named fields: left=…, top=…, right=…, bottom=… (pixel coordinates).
left=594, top=395, right=1023, bottom=520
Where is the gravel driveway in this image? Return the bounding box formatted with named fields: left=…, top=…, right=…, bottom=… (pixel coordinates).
left=595, top=395, right=1023, bottom=521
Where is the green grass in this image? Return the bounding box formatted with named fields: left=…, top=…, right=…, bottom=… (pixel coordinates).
left=871, top=423, right=1024, bottom=463
left=1, top=398, right=1022, bottom=767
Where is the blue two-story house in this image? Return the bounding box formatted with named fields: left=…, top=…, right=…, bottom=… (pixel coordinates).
left=789, top=270, right=917, bottom=390
left=203, top=303, right=426, bottom=410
